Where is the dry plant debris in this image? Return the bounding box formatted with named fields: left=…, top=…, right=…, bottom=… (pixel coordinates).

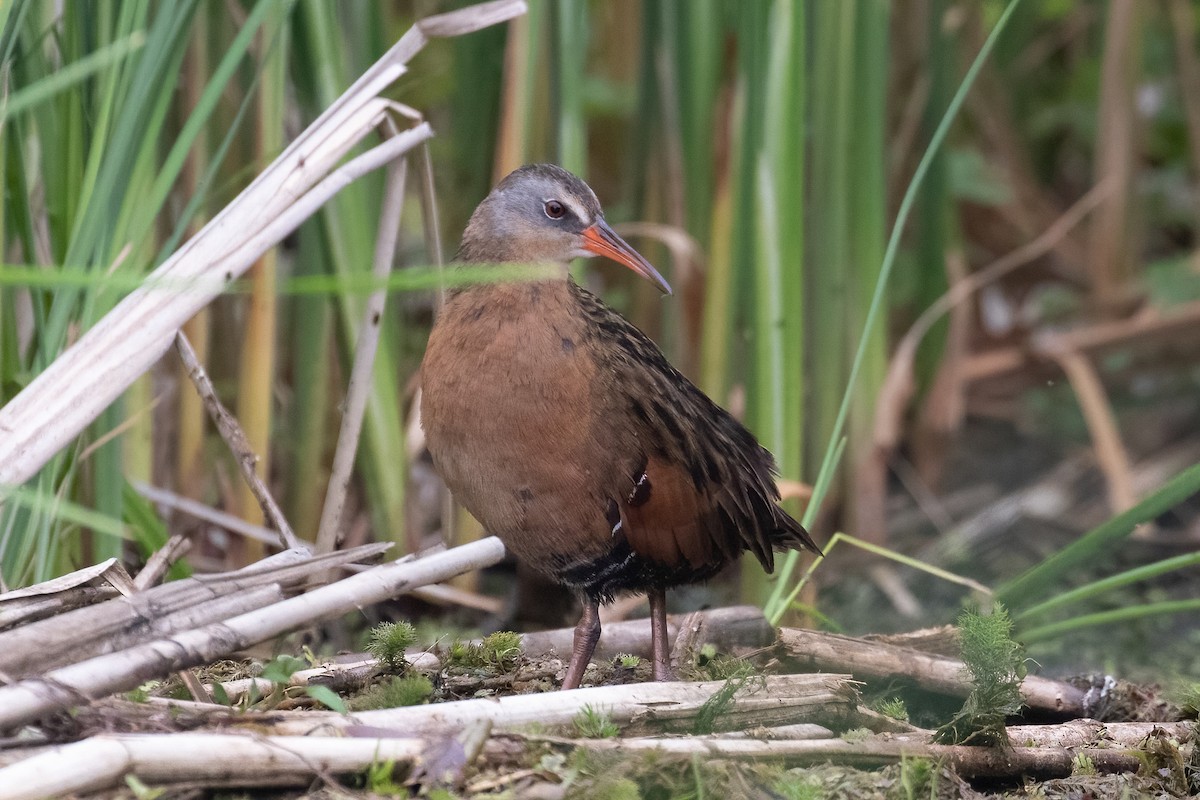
left=0, top=553, right=1194, bottom=800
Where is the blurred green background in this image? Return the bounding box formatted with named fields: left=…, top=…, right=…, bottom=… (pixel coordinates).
left=2, top=0, right=1199, bottom=677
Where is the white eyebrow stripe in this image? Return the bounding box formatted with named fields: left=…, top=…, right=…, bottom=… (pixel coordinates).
left=547, top=195, right=591, bottom=225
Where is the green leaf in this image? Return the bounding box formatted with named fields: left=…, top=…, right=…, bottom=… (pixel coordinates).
left=211, top=682, right=231, bottom=707
left=122, top=483, right=191, bottom=581
left=305, top=684, right=348, bottom=714
left=260, top=654, right=306, bottom=684
left=124, top=774, right=166, bottom=800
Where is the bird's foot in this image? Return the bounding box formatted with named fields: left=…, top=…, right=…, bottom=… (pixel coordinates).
left=648, top=587, right=677, bottom=682
left=562, top=598, right=601, bottom=690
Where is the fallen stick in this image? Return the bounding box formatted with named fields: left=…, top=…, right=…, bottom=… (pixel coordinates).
left=0, top=543, right=389, bottom=677
left=0, top=559, right=133, bottom=630
left=566, top=736, right=1143, bottom=780
left=133, top=534, right=193, bottom=591
left=1040, top=340, right=1135, bottom=514
left=778, top=627, right=1085, bottom=716
left=1004, top=720, right=1193, bottom=748
left=18, top=586, right=285, bottom=678
left=212, top=651, right=442, bottom=703
left=266, top=673, right=858, bottom=738
left=0, top=537, right=505, bottom=731
left=518, top=605, right=774, bottom=664
left=0, top=734, right=424, bottom=800
left=134, top=481, right=287, bottom=546
left=0, top=585, right=117, bottom=632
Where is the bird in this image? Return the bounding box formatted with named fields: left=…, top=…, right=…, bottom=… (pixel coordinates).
left=420, top=164, right=818, bottom=689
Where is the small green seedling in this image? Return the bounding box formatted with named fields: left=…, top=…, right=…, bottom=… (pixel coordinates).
left=124, top=680, right=159, bottom=704
left=304, top=684, right=347, bottom=713
left=573, top=704, right=620, bottom=738
left=873, top=696, right=909, bottom=721
left=897, top=754, right=938, bottom=800
left=248, top=654, right=308, bottom=711
left=124, top=774, right=165, bottom=800
left=368, top=620, right=417, bottom=672
left=934, top=603, right=1024, bottom=746
left=363, top=757, right=404, bottom=796
left=259, top=654, right=306, bottom=684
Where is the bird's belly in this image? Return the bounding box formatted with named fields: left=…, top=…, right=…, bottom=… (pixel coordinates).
left=421, top=300, right=609, bottom=564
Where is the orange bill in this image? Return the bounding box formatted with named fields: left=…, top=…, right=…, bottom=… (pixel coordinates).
left=581, top=221, right=672, bottom=295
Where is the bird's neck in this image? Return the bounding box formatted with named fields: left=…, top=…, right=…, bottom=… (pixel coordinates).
left=436, top=275, right=581, bottom=337
left=456, top=234, right=528, bottom=263
left=444, top=246, right=572, bottom=301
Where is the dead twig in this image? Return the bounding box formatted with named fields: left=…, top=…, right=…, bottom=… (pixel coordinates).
left=175, top=332, right=301, bottom=552
left=133, top=534, right=192, bottom=591
left=176, top=670, right=213, bottom=705
left=0, top=546, right=390, bottom=677
left=0, top=560, right=131, bottom=628
left=519, top=605, right=775, bottom=666
left=134, top=481, right=282, bottom=546
left=1037, top=341, right=1135, bottom=514
left=965, top=301, right=1200, bottom=383
left=315, top=150, right=410, bottom=554
left=778, top=627, right=1084, bottom=717
left=212, top=651, right=441, bottom=703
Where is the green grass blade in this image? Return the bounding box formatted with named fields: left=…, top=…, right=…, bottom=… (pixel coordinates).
left=765, top=0, right=1028, bottom=624
left=1019, top=599, right=1200, bottom=643
left=997, top=461, right=1200, bottom=606
left=1014, top=550, right=1200, bottom=625
left=0, top=31, right=145, bottom=119
left=127, top=0, right=280, bottom=253
left=291, top=0, right=407, bottom=544
left=552, top=0, right=586, bottom=174
left=1, top=485, right=127, bottom=540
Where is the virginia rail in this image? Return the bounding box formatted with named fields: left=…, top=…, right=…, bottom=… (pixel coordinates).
left=421, top=164, right=817, bottom=689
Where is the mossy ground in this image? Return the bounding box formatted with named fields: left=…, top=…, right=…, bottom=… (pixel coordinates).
left=103, top=623, right=1198, bottom=799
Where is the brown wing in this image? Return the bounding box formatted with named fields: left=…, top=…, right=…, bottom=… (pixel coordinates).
left=576, top=282, right=818, bottom=572
left=618, top=455, right=737, bottom=569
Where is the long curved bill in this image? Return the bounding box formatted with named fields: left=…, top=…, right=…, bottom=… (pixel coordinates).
left=581, top=220, right=672, bottom=295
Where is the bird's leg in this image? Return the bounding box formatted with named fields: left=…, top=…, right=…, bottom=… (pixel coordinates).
left=562, top=597, right=601, bottom=690
left=648, top=587, right=675, bottom=681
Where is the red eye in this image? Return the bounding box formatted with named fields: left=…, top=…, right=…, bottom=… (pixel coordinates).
left=544, top=200, right=566, bottom=219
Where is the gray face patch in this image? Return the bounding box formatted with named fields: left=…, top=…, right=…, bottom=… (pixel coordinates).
left=458, top=164, right=607, bottom=263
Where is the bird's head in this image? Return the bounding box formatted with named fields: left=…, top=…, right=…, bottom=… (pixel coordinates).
left=459, top=164, right=671, bottom=295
